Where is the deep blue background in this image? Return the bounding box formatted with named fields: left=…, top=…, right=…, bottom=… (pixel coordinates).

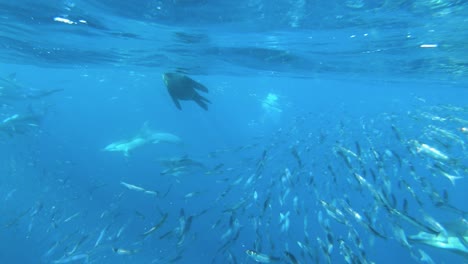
left=0, top=1, right=467, bottom=263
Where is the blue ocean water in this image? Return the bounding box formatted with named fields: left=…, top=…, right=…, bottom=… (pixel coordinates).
left=0, top=1, right=467, bottom=263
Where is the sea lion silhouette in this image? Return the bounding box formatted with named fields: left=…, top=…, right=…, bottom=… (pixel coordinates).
left=162, top=72, right=211, bottom=111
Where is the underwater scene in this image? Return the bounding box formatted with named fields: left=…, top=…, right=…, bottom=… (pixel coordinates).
left=0, top=1, right=467, bottom=263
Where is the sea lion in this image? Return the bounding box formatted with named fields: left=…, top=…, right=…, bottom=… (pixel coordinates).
left=162, top=72, right=211, bottom=111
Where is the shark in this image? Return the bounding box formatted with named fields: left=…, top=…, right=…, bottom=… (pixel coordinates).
left=103, top=137, right=148, bottom=157
left=158, top=155, right=206, bottom=169
left=103, top=122, right=182, bottom=156
left=158, top=155, right=206, bottom=177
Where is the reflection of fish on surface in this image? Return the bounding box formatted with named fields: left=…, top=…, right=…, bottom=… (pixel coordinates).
left=103, top=122, right=182, bottom=156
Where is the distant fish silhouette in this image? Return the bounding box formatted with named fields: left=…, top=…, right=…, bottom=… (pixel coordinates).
left=0, top=110, right=42, bottom=137
left=26, top=88, right=64, bottom=99
left=0, top=73, right=63, bottom=101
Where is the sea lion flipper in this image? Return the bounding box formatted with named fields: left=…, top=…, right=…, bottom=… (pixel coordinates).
left=192, top=82, right=208, bottom=93
left=198, top=94, right=211, bottom=104
left=182, top=75, right=208, bottom=93
left=194, top=94, right=209, bottom=111
left=170, top=94, right=182, bottom=110
left=194, top=100, right=208, bottom=111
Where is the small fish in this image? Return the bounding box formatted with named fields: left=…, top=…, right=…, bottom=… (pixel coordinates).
left=142, top=213, right=168, bottom=237
left=95, top=225, right=109, bottom=247
left=290, top=147, right=303, bottom=168
left=63, top=212, right=81, bottom=223
left=120, top=181, right=145, bottom=192
left=414, top=141, right=449, bottom=161
left=112, top=247, right=138, bottom=255
left=284, top=251, right=299, bottom=264
left=66, top=235, right=89, bottom=255
left=245, top=249, right=280, bottom=263
left=184, top=191, right=203, bottom=199
left=52, top=254, right=89, bottom=264
left=115, top=224, right=127, bottom=239
left=121, top=181, right=158, bottom=196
